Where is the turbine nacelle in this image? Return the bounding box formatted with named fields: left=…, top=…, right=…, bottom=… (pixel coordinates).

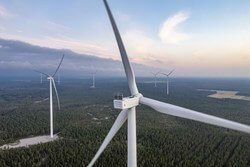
left=114, top=94, right=142, bottom=110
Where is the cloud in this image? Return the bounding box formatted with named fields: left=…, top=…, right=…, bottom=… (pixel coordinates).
left=0, top=38, right=162, bottom=77
left=123, top=30, right=163, bottom=66
left=0, top=31, right=117, bottom=59
left=124, top=30, right=155, bottom=54
left=0, top=4, right=11, bottom=19
left=159, top=11, right=191, bottom=44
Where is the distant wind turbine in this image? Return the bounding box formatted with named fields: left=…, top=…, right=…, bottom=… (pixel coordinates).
left=90, top=72, right=96, bottom=89
left=40, top=74, right=43, bottom=84
left=160, top=69, right=175, bottom=95
left=88, top=1, right=250, bottom=166
left=34, top=55, right=64, bottom=138
left=151, top=72, right=160, bottom=87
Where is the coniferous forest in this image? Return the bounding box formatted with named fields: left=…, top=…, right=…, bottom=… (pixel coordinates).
left=0, top=77, right=249, bottom=167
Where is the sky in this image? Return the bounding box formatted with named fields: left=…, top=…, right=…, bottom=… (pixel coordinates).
left=0, top=0, right=250, bottom=77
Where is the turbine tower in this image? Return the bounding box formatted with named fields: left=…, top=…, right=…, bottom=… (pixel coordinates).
left=90, top=72, right=96, bottom=89
left=151, top=72, right=159, bottom=87
left=40, top=73, right=43, bottom=84
left=161, top=69, right=175, bottom=95
left=88, top=1, right=250, bottom=166
left=35, top=55, right=64, bottom=138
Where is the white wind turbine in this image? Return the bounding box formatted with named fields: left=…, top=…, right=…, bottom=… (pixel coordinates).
left=151, top=72, right=159, bottom=87
left=40, top=73, right=43, bottom=84
left=35, top=55, right=64, bottom=138
left=90, top=72, right=96, bottom=89
left=88, top=1, right=250, bottom=166
left=160, top=69, right=175, bottom=95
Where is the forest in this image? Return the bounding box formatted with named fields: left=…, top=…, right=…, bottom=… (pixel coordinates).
left=0, top=77, right=250, bottom=167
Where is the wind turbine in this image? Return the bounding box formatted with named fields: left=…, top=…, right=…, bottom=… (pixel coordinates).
left=160, top=69, right=175, bottom=95
left=40, top=73, right=43, bottom=84
left=88, top=1, right=250, bottom=166
left=34, top=55, right=64, bottom=138
left=151, top=72, right=159, bottom=87
left=90, top=72, right=96, bottom=89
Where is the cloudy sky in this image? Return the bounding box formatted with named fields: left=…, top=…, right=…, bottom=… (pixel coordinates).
left=0, top=0, right=250, bottom=77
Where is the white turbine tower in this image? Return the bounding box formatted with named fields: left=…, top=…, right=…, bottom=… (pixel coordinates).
left=88, top=1, right=250, bottom=166
left=35, top=55, right=64, bottom=138
left=90, top=72, right=96, bottom=89
left=40, top=73, right=43, bottom=84
left=151, top=72, right=159, bottom=87
left=161, top=69, right=175, bottom=95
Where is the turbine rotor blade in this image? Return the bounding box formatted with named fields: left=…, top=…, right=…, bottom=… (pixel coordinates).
left=52, top=54, right=64, bottom=77
left=88, top=109, right=128, bottom=167
left=167, top=69, right=175, bottom=76
left=160, top=69, right=175, bottom=77
left=153, top=71, right=161, bottom=75
left=140, top=97, right=250, bottom=133
left=160, top=72, right=168, bottom=76
left=33, top=70, right=50, bottom=77
left=150, top=72, right=159, bottom=76
left=103, top=0, right=138, bottom=95
left=51, top=78, right=60, bottom=111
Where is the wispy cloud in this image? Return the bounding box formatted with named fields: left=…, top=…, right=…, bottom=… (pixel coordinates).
left=159, top=11, right=191, bottom=44
left=0, top=4, right=12, bottom=19
left=123, top=30, right=163, bottom=63
left=124, top=30, right=154, bottom=54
